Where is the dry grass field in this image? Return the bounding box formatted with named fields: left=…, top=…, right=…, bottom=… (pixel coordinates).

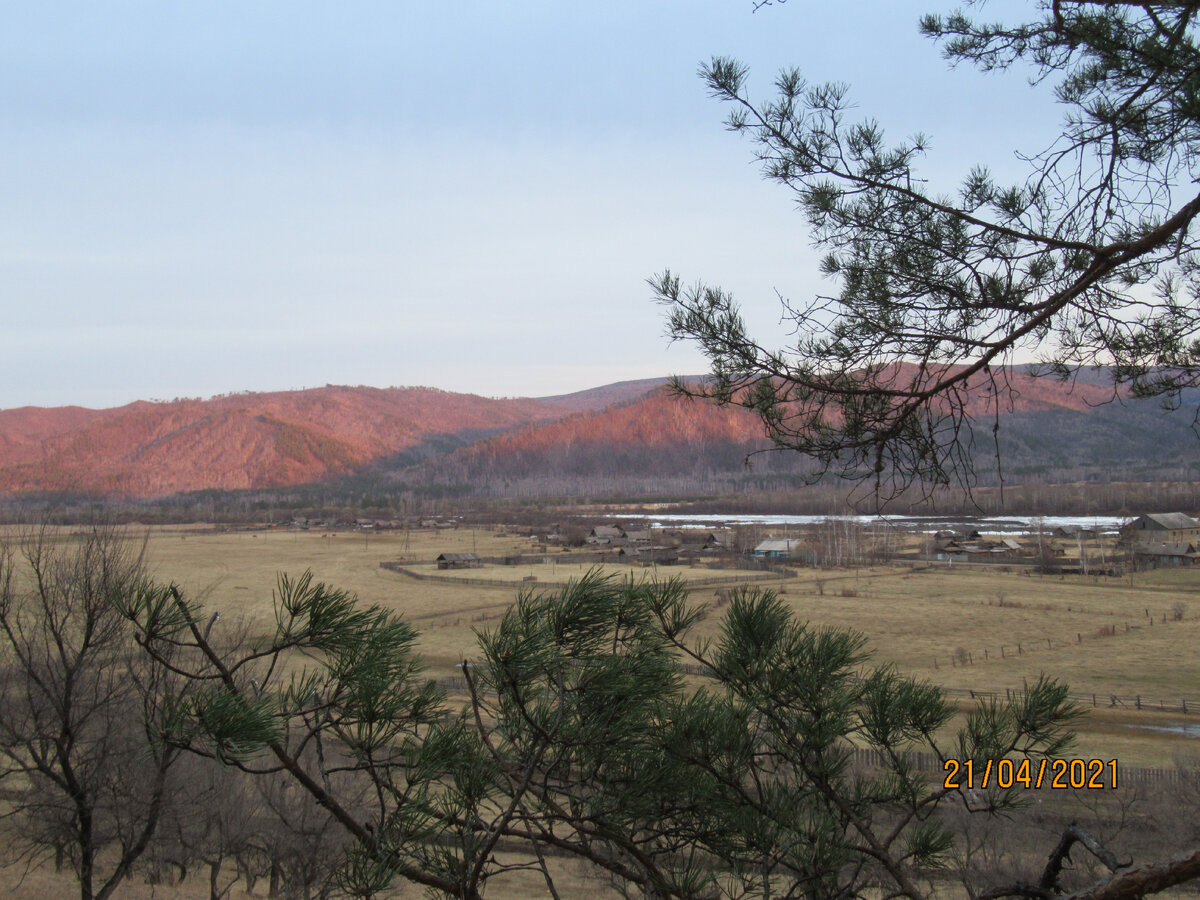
left=134, top=524, right=1200, bottom=766
left=5, top=524, right=1200, bottom=898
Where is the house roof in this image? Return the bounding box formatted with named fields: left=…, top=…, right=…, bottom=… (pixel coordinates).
left=436, top=553, right=481, bottom=562
left=1133, top=542, right=1197, bottom=557
left=755, top=539, right=797, bottom=553
left=1135, top=513, right=1200, bottom=530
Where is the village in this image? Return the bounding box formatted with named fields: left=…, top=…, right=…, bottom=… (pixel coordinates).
left=368, top=510, right=1200, bottom=575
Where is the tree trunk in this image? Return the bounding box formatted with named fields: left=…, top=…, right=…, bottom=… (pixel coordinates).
left=209, top=857, right=223, bottom=900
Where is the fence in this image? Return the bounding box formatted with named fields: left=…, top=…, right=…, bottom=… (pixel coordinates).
left=932, top=607, right=1195, bottom=681
left=940, top=684, right=1199, bottom=715
left=380, top=561, right=793, bottom=591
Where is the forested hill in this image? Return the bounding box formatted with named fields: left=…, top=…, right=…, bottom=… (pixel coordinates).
left=389, top=371, right=1200, bottom=498
left=1, top=370, right=1197, bottom=500
left=0, top=384, right=657, bottom=498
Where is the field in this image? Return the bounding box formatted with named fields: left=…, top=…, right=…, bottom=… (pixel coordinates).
left=5, top=523, right=1200, bottom=899
left=136, top=524, right=1200, bottom=767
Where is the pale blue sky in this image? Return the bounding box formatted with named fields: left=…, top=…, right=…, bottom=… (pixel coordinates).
left=0, top=1, right=1058, bottom=409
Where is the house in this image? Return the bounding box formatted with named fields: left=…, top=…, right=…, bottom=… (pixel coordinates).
left=938, top=538, right=1032, bottom=561
left=932, top=527, right=981, bottom=550
left=587, top=525, right=625, bottom=544
left=1053, top=525, right=1097, bottom=539
left=754, top=539, right=798, bottom=559
left=635, top=546, right=680, bottom=567
left=1133, top=542, right=1199, bottom=567
left=1121, top=513, right=1200, bottom=544
left=942, top=541, right=1001, bottom=558
left=436, top=553, right=482, bottom=570
left=666, top=529, right=731, bottom=551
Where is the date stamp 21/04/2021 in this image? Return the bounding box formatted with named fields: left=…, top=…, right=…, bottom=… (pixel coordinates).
left=943, top=758, right=1118, bottom=790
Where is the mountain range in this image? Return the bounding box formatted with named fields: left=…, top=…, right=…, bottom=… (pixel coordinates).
left=0, top=370, right=1196, bottom=499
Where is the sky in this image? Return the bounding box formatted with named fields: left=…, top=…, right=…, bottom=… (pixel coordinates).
left=0, top=1, right=1063, bottom=410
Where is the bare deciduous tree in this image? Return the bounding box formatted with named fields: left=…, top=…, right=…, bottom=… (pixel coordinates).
left=0, top=525, right=182, bottom=900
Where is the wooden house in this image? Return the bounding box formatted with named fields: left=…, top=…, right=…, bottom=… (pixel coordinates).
left=754, top=539, right=797, bottom=559
left=437, top=553, right=482, bottom=570
left=1121, top=513, right=1200, bottom=544
left=588, top=526, right=624, bottom=545
left=1133, top=541, right=1199, bottom=567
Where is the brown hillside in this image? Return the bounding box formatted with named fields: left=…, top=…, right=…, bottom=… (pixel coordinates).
left=468, top=368, right=1121, bottom=459
left=471, top=390, right=767, bottom=455
left=403, top=368, right=1158, bottom=497
left=836, top=363, right=1120, bottom=417
left=0, top=368, right=1141, bottom=499
left=0, top=405, right=106, bottom=456
left=0, top=386, right=568, bottom=498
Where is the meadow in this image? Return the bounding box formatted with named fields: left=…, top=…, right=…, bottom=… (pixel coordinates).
left=140, top=524, right=1200, bottom=767
left=4, top=522, right=1200, bottom=899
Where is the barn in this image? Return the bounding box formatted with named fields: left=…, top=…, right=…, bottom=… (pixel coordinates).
left=436, top=553, right=482, bottom=570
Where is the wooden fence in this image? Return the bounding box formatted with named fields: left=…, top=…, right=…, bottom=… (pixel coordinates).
left=931, top=610, right=1196, bottom=675
left=940, top=684, right=1199, bottom=716
left=380, top=562, right=792, bottom=591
